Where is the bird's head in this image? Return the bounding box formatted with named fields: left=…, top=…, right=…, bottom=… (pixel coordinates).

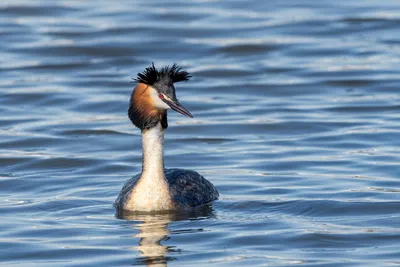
left=128, top=63, right=192, bottom=130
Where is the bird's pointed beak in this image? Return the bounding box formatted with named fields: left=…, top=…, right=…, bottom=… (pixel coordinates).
left=161, top=96, right=193, bottom=118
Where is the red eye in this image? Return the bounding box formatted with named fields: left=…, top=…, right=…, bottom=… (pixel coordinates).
left=158, top=94, right=164, bottom=99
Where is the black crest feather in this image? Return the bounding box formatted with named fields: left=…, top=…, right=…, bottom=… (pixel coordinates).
left=135, top=63, right=191, bottom=85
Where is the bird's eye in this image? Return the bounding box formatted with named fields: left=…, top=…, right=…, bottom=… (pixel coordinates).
left=158, top=94, right=164, bottom=99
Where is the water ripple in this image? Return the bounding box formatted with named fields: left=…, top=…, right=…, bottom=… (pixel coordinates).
left=1, top=0, right=400, bottom=266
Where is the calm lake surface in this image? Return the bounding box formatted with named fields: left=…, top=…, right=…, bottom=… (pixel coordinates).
left=1, top=0, right=400, bottom=266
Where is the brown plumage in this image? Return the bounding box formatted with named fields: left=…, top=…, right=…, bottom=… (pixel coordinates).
left=128, top=83, right=168, bottom=130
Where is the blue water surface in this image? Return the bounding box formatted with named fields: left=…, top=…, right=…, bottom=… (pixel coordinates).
left=1, top=0, right=400, bottom=266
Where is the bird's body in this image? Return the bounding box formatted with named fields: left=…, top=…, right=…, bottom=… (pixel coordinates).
left=115, top=64, right=218, bottom=212
left=115, top=168, right=219, bottom=212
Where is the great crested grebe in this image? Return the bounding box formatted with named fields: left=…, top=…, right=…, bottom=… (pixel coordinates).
left=114, top=63, right=219, bottom=212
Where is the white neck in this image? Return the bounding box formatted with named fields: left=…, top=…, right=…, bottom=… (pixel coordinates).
left=142, top=122, right=165, bottom=176
left=125, top=122, right=175, bottom=211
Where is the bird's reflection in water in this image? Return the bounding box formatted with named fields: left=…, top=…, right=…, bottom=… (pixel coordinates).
left=117, top=205, right=214, bottom=266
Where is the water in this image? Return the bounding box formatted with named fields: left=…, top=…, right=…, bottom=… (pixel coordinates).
left=1, top=0, right=400, bottom=266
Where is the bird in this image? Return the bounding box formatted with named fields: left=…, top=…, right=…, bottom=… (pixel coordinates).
left=114, top=63, right=219, bottom=212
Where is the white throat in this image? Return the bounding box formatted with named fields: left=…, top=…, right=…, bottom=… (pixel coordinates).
left=125, top=122, right=174, bottom=211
